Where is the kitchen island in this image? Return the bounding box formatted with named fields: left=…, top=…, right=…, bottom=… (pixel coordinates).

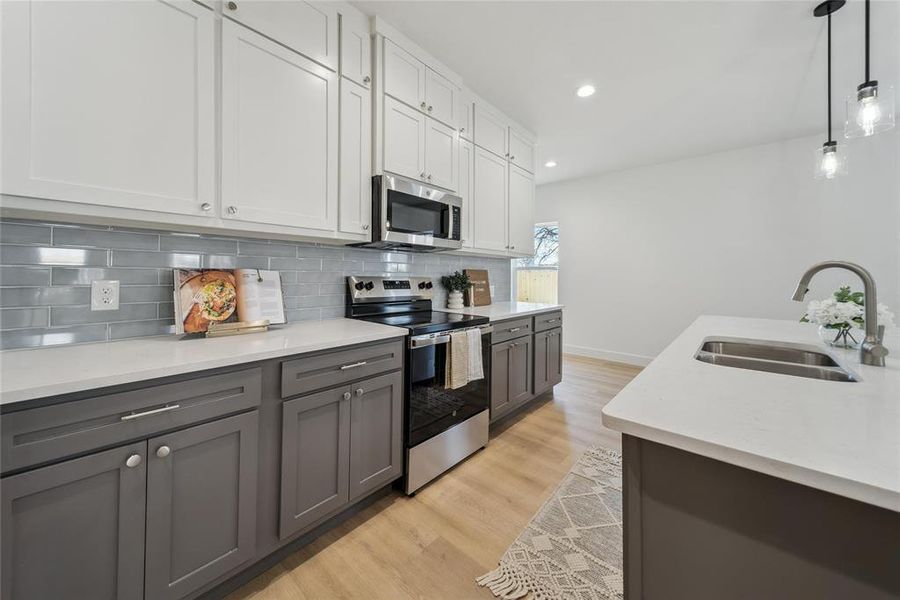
left=602, top=315, right=899, bottom=599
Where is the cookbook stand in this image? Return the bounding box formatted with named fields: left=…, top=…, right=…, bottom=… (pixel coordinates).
left=205, top=319, right=270, bottom=338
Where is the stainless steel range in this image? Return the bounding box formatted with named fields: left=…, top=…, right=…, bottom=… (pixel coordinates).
left=346, top=275, right=491, bottom=494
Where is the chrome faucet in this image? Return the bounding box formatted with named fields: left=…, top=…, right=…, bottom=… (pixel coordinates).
left=792, top=261, right=888, bottom=367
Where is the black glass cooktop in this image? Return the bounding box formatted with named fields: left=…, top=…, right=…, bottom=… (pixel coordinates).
left=358, top=311, right=488, bottom=335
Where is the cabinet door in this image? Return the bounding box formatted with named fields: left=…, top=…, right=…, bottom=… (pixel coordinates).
left=339, top=78, right=372, bottom=236
left=145, top=412, right=258, bottom=600
left=384, top=96, right=426, bottom=181
left=280, top=387, right=350, bottom=539
left=224, top=0, right=338, bottom=71
left=473, top=147, right=508, bottom=252
left=1, top=442, right=147, bottom=600
left=424, top=118, right=459, bottom=192
left=221, top=20, right=338, bottom=231
left=383, top=39, right=425, bottom=109
left=459, top=140, right=475, bottom=248
left=548, top=329, right=563, bottom=386
left=533, top=330, right=551, bottom=396
left=508, top=336, right=533, bottom=407
left=473, top=104, right=508, bottom=158
left=425, top=67, right=458, bottom=127
left=490, top=342, right=512, bottom=421
left=509, top=127, right=535, bottom=173
left=349, top=371, right=403, bottom=500
left=458, top=89, right=475, bottom=141
left=0, top=0, right=215, bottom=216
left=340, top=6, right=371, bottom=87
left=508, top=164, right=535, bottom=256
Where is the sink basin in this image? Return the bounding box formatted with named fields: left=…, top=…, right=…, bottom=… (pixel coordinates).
left=695, top=337, right=857, bottom=382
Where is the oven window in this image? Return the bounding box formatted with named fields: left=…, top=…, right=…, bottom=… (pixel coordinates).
left=407, top=337, right=490, bottom=447
left=387, top=189, right=449, bottom=238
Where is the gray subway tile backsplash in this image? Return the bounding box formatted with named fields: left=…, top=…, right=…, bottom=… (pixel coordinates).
left=0, top=218, right=512, bottom=350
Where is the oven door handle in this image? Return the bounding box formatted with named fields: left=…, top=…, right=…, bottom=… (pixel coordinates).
left=409, top=325, right=492, bottom=348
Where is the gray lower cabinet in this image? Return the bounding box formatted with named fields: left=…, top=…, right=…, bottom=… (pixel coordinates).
left=145, top=411, right=259, bottom=600
left=1, top=441, right=148, bottom=600
left=490, top=335, right=533, bottom=422
left=533, top=328, right=563, bottom=396
left=280, top=370, right=403, bottom=539
left=349, top=371, right=403, bottom=500
left=279, top=386, right=351, bottom=539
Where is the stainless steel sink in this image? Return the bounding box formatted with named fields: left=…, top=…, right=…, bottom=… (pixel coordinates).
left=695, top=337, right=857, bottom=382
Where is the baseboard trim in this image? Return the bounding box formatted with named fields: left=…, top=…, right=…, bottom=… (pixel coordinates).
left=564, top=344, right=654, bottom=367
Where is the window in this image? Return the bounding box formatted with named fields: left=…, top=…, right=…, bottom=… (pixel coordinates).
left=515, top=222, right=558, bottom=303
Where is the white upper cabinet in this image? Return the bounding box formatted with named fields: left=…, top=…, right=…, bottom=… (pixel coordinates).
left=424, top=119, right=458, bottom=192
left=508, top=127, right=535, bottom=173
left=221, top=20, right=338, bottom=231
left=507, top=164, right=535, bottom=255
left=458, top=89, right=475, bottom=141
left=340, top=7, right=371, bottom=87
left=473, top=146, right=508, bottom=252
left=0, top=0, right=216, bottom=216
left=339, top=78, right=372, bottom=237
left=458, top=140, right=475, bottom=248
left=383, top=97, right=426, bottom=182
left=424, top=68, right=457, bottom=127
left=223, top=0, right=338, bottom=71
left=474, top=104, right=508, bottom=159
left=383, top=39, right=426, bottom=110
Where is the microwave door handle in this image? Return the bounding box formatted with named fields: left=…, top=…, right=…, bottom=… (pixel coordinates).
left=443, top=206, right=452, bottom=240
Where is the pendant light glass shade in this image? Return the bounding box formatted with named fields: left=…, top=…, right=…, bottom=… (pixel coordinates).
left=845, top=82, right=895, bottom=138
left=814, top=142, right=847, bottom=179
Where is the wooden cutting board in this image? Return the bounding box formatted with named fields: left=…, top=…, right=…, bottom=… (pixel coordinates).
left=464, top=269, right=491, bottom=306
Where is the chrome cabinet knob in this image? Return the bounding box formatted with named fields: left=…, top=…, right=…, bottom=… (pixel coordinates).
left=125, top=454, right=142, bottom=468
left=362, top=224, right=369, bottom=230
left=510, top=155, right=516, bottom=160
left=427, top=105, right=433, bottom=112
left=355, top=388, right=364, bottom=396
left=226, top=1, right=237, bottom=10
left=343, top=391, right=351, bottom=401
left=505, top=153, right=510, bottom=158
left=363, top=75, right=371, bottom=84
left=510, top=245, right=516, bottom=250
left=420, top=102, right=427, bottom=110
left=156, top=445, right=171, bottom=458
left=200, top=202, right=212, bottom=212
left=459, top=127, right=465, bottom=133
left=227, top=206, right=237, bottom=215
left=427, top=174, right=432, bottom=181
left=420, top=172, right=427, bottom=179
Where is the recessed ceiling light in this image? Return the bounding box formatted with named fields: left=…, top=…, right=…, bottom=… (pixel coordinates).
left=576, top=84, right=595, bottom=98
left=544, top=160, right=557, bottom=168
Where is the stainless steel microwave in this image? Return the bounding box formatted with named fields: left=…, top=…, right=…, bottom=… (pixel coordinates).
left=352, top=174, right=462, bottom=252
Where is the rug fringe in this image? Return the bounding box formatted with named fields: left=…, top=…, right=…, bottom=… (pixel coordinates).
left=476, top=564, right=530, bottom=599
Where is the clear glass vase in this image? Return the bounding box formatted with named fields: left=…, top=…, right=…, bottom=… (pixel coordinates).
left=817, top=325, right=865, bottom=348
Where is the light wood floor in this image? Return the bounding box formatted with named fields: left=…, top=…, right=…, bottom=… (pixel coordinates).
left=228, top=355, right=642, bottom=600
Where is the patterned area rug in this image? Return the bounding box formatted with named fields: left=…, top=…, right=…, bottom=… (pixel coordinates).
left=476, top=446, right=623, bottom=600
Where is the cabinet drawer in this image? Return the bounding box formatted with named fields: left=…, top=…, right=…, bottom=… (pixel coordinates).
left=281, top=340, right=403, bottom=398
left=1, top=368, right=262, bottom=474
left=534, top=311, right=563, bottom=332
left=491, top=317, right=532, bottom=344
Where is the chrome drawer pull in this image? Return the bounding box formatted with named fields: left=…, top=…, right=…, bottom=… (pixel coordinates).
left=546, top=318, right=560, bottom=323
left=508, top=327, right=522, bottom=333
left=340, top=361, right=367, bottom=370
left=120, top=404, right=180, bottom=421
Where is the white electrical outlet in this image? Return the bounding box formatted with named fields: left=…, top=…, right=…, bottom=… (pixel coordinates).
left=91, top=280, right=120, bottom=311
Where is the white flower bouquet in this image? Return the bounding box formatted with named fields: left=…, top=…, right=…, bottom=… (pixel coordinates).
left=801, top=286, right=895, bottom=347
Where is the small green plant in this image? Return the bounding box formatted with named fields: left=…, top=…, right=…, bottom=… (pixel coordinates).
left=440, top=270, right=471, bottom=292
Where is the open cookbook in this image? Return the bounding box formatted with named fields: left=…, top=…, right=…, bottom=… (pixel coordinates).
left=173, top=269, right=286, bottom=334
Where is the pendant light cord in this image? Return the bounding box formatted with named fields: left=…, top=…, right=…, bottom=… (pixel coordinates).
left=828, top=11, right=833, bottom=142
left=864, top=0, right=870, bottom=82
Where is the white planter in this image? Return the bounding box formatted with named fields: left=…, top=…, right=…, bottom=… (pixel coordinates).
left=447, top=290, right=464, bottom=310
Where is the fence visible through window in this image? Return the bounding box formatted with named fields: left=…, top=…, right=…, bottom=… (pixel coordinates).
left=516, top=223, right=558, bottom=304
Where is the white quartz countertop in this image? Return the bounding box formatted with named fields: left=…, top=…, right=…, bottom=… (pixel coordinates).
left=434, top=301, right=562, bottom=321
left=0, top=319, right=407, bottom=406
left=601, top=315, right=900, bottom=512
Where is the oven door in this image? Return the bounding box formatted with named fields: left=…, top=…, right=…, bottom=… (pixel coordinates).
left=407, top=327, right=491, bottom=448
left=382, top=174, right=462, bottom=250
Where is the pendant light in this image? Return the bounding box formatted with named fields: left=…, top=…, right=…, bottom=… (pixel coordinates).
left=845, top=0, right=895, bottom=137
left=814, top=0, right=847, bottom=180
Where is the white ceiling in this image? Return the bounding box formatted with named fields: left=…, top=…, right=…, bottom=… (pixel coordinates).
left=355, top=0, right=900, bottom=185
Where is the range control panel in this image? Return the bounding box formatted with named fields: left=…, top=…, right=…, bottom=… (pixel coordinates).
left=347, top=276, right=433, bottom=303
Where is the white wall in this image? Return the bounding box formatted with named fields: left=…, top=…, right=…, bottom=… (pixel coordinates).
left=536, top=130, right=900, bottom=365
